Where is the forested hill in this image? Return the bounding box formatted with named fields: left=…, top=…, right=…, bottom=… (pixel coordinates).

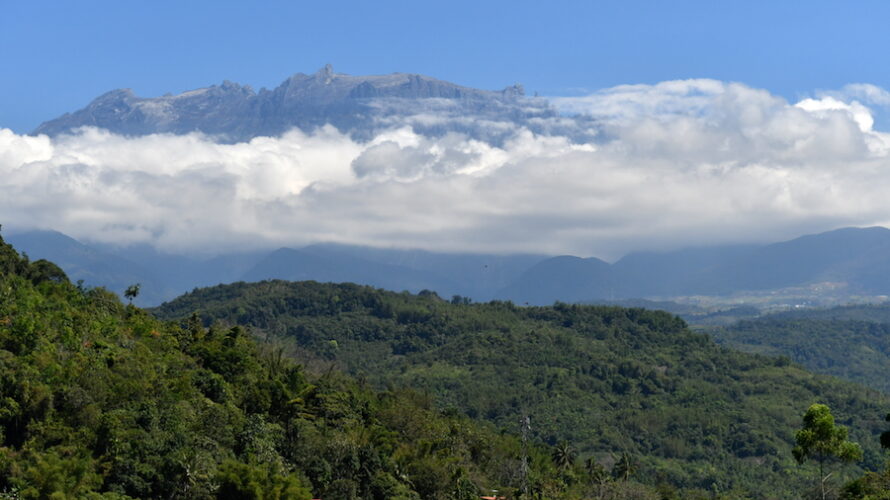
left=709, top=303, right=890, bottom=394
left=0, top=234, right=625, bottom=499
left=154, top=280, right=890, bottom=498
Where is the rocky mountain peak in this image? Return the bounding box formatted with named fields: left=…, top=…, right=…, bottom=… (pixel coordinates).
left=32, top=67, right=573, bottom=144
left=318, top=63, right=335, bottom=84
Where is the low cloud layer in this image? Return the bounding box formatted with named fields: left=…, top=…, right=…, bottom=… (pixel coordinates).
left=4, top=79, right=890, bottom=259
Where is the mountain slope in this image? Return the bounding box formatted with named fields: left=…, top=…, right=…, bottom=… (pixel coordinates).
left=33, top=65, right=571, bottom=144
left=0, top=233, right=597, bottom=499
left=153, top=280, right=890, bottom=498
left=713, top=317, right=890, bottom=393
left=6, top=230, right=265, bottom=307
left=246, top=243, right=546, bottom=301
left=240, top=247, right=454, bottom=293
left=611, top=245, right=759, bottom=297
left=496, top=255, right=614, bottom=304
left=700, top=226, right=890, bottom=295
left=709, top=303, right=890, bottom=394
left=5, top=230, right=168, bottom=305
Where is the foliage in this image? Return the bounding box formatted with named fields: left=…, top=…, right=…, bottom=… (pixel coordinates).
left=0, top=233, right=603, bottom=498
left=153, top=280, right=890, bottom=498
left=843, top=467, right=890, bottom=500
left=882, top=414, right=890, bottom=450
left=793, top=404, right=863, bottom=499
left=794, top=404, right=863, bottom=466
left=123, top=284, right=141, bottom=304
left=709, top=315, right=890, bottom=393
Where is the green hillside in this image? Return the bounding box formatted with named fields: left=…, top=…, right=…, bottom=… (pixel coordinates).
left=711, top=317, right=890, bottom=394
left=0, top=234, right=624, bottom=499
left=154, top=281, right=890, bottom=498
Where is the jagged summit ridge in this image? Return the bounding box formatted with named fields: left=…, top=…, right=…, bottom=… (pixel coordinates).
left=275, top=64, right=524, bottom=101
left=33, top=65, right=552, bottom=143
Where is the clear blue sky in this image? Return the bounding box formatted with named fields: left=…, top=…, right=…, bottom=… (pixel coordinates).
left=2, top=0, right=888, bottom=132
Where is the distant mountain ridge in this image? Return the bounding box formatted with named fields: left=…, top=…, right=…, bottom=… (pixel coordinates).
left=4, top=229, right=547, bottom=306
left=502, top=226, right=890, bottom=304
left=4, top=231, right=264, bottom=306
left=32, top=65, right=574, bottom=143
left=8, top=226, right=890, bottom=308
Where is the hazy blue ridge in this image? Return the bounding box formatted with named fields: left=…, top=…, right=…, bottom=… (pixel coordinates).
left=12, top=226, right=890, bottom=308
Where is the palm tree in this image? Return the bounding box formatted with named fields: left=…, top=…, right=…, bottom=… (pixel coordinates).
left=585, top=457, right=610, bottom=485
left=611, top=452, right=637, bottom=482
left=551, top=441, right=576, bottom=473
left=124, top=283, right=141, bottom=304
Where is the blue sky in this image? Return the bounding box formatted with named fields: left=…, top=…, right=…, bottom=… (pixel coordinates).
left=3, top=0, right=889, bottom=132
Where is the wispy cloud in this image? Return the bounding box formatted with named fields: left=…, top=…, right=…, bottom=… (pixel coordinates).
left=4, top=81, right=890, bottom=259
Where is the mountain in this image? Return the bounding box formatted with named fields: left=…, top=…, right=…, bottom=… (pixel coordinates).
left=240, top=247, right=451, bottom=293
left=33, top=65, right=585, bottom=144
left=91, top=242, right=266, bottom=297
left=697, top=226, right=890, bottom=295
left=245, top=243, right=545, bottom=301
left=6, top=230, right=266, bottom=307
left=4, top=230, right=169, bottom=305
left=152, top=280, right=890, bottom=498
left=611, top=245, right=759, bottom=297
left=499, top=226, right=890, bottom=304
left=496, top=255, right=615, bottom=305
left=7, top=230, right=547, bottom=306
left=13, top=225, right=890, bottom=308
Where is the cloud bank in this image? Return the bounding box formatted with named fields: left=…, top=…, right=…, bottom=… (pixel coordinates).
left=4, top=79, right=890, bottom=259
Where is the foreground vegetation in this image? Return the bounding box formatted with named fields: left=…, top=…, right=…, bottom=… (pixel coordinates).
left=154, top=281, right=890, bottom=498
left=2, top=233, right=676, bottom=498
left=7, top=225, right=890, bottom=498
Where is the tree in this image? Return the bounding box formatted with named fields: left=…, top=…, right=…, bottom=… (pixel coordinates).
left=792, top=403, right=863, bottom=500
left=551, top=441, right=576, bottom=474
left=880, top=412, right=890, bottom=450
left=585, top=457, right=610, bottom=486
left=215, top=460, right=311, bottom=499
left=611, top=452, right=637, bottom=482
left=124, top=283, right=141, bottom=304
left=585, top=457, right=612, bottom=500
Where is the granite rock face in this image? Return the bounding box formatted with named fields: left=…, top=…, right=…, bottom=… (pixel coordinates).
left=34, top=65, right=586, bottom=143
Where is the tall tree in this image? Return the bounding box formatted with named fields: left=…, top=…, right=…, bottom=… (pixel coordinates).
left=551, top=441, right=576, bottom=474
left=881, top=412, right=890, bottom=450
left=611, top=452, right=637, bottom=482
left=124, top=283, right=141, bottom=304
left=792, top=403, right=863, bottom=500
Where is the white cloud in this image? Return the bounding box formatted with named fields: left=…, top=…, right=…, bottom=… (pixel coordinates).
left=795, top=96, right=874, bottom=133
left=830, top=83, right=890, bottom=107
left=550, top=79, right=727, bottom=123
left=5, top=80, right=890, bottom=259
